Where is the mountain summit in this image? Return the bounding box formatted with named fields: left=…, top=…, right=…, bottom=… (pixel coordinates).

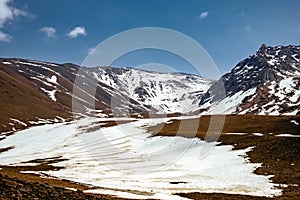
left=199, top=44, right=300, bottom=115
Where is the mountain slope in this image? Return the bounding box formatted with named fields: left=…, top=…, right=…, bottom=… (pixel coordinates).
left=1, top=43, right=299, bottom=128
left=199, top=44, right=300, bottom=115
left=0, top=62, right=70, bottom=133
left=86, top=67, right=212, bottom=114
left=0, top=58, right=212, bottom=132
left=0, top=59, right=152, bottom=118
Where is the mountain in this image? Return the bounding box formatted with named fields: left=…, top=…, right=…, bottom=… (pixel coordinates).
left=0, top=58, right=211, bottom=132
left=0, top=58, right=155, bottom=115
left=86, top=67, right=212, bottom=114
left=0, top=62, right=70, bottom=133
left=1, top=44, right=299, bottom=133
left=199, top=44, right=300, bottom=115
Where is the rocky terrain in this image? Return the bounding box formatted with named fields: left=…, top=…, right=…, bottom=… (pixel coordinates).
left=199, top=44, right=300, bottom=115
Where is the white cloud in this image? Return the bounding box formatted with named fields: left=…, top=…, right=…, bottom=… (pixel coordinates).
left=0, top=30, right=12, bottom=42
left=0, top=0, right=29, bottom=42
left=67, top=26, right=87, bottom=38
left=199, top=11, right=208, bottom=19
left=39, top=26, right=56, bottom=38
left=0, top=0, right=28, bottom=28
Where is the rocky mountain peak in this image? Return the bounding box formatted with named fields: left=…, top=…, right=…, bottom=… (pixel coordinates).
left=199, top=44, right=300, bottom=115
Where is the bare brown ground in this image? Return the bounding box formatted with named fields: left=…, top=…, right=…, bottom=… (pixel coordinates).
left=0, top=63, right=71, bottom=133
left=0, top=162, right=126, bottom=200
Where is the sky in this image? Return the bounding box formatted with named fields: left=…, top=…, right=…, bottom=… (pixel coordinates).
left=0, top=0, right=300, bottom=76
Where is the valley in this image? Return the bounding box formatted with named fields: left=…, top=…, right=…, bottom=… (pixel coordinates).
left=0, top=44, right=299, bottom=199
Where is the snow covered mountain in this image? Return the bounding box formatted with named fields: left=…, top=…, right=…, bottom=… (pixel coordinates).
left=86, top=67, right=212, bottom=114
left=1, top=43, right=299, bottom=131
left=0, top=58, right=212, bottom=132
left=199, top=44, right=300, bottom=115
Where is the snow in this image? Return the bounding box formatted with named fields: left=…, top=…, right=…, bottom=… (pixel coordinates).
left=292, top=54, right=299, bottom=62
left=66, top=188, right=77, bottom=191
left=290, top=120, right=299, bottom=125
left=31, top=76, right=52, bottom=87
left=29, top=60, right=59, bottom=67
left=55, top=116, right=66, bottom=122
left=84, top=107, right=108, bottom=118
left=2, top=61, right=11, bottom=65
left=248, top=76, right=299, bottom=115
left=28, top=118, right=55, bottom=125
left=252, top=133, right=264, bottom=137
left=47, top=75, right=58, bottom=85
left=89, top=67, right=212, bottom=114
left=277, top=77, right=295, bottom=101
left=284, top=110, right=299, bottom=115
left=275, top=50, right=281, bottom=55
left=280, top=55, right=287, bottom=60
left=20, top=170, right=42, bottom=173
left=267, top=59, right=277, bottom=66
left=0, top=117, right=281, bottom=199
left=16, top=61, right=42, bottom=67
left=201, top=87, right=257, bottom=115
left=10, top=118, right=27, bottom=127
left=41, top=66, right=61, bottom=76
left=276, top=134, right=300, bottom=138
left=225, top=133, right=247, bottom=135
left=40, top=88, right=57, bottom=101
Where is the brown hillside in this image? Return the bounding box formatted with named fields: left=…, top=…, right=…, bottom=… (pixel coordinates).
left=0, top=63, right=70, bottom=133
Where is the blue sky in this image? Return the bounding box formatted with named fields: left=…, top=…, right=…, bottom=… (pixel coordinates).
left=0, top=0, right=300, bottom=75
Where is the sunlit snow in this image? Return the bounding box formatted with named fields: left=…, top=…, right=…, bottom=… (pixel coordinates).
left=40, top=88, right=57, bottom=101
left=0, top=117, right=281, bottom=199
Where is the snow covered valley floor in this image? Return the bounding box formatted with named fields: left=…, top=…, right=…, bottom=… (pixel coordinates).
left=0, top=116, right=299, bottom=199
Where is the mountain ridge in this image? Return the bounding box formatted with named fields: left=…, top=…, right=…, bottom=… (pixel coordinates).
left=0, top=44, right=299, bottom=133
left=199, top=44, right=300, bottom=115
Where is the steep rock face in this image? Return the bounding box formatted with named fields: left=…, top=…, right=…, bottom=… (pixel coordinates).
left=199, top=45, right=300, bottom=115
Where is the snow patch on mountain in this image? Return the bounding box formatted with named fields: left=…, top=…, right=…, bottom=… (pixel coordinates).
left=88, top=67, right=213, bottom=114
left=199, top=44, right=300, bottom=115
left=40, top=88, right=57, bottom=101
left=200, top=87, right=257, bottom=115
left=47, top=75, right=58, bottom=85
